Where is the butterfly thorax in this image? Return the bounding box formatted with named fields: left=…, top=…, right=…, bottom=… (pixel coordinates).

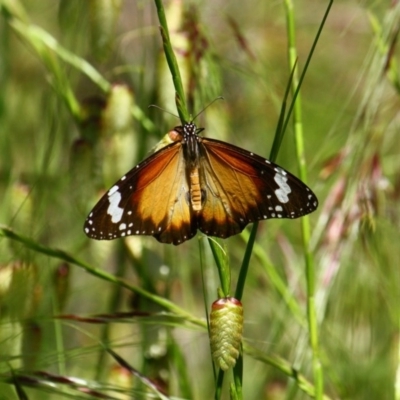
left=178, top=123, right=198, bottom=164
left=180, top=122, right=204, bottom=212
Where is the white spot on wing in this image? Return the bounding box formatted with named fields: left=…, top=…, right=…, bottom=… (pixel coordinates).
left=108, top=185, right=119, bottom=195
left=119, top=223, right=127, bottom=231
left=274, top=169, right=291, bottom=203
left=107, top=186, right=124, bottom=223
left=274, top=167, right=287, bottom=176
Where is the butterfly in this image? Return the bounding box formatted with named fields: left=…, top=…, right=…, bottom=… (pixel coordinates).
left=84, top=122, right=318, bottom=245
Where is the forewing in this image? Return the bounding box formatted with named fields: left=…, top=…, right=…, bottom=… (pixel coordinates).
left=84, top=142, right=196, bottom=245
left=198, top=138, right=318, bottom=238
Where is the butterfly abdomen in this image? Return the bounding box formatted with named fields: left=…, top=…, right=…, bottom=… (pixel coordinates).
left=189, top=167, right=202, bottom=211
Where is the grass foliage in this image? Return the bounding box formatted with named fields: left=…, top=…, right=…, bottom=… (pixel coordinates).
left=0, top=0, right=399, bottom=399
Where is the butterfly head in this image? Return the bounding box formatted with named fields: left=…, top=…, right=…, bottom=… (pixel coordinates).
left=182, top=122, right=204, bottom=138
left=169, top=122, right=204, bottom=142
left=183, top=122, right=197, bottom=137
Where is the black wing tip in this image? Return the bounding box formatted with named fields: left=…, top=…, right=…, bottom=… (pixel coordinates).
left=83, top=217, right=116, bottom=241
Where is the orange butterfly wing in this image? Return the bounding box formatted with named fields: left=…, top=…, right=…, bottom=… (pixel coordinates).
left=197, top=138, right=318, bottom=238
left=84, top=123, right=318, bottom=245
left=84, top=142, right=196, bottom=245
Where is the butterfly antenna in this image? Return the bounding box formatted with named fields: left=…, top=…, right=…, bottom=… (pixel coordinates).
left=148, top=104, right=180, bottom=119
left=192, top=96, right=224, bottom=121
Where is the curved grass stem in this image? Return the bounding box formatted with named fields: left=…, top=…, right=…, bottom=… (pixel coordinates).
left=283, top=1, right=333, bottom=398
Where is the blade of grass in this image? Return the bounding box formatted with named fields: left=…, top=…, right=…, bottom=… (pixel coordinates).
left=0, top=225, right=206, bottom=330
left=232, top=346, right=243, bottom=400
left=95, top=241, right=127, bottom=381
left=283, top=1, right=333, bottom=399
left=239, top=230, right=306, bottom=328
left=153, top=0, right=189, bottom=123
left=281, top=1, right=333, bottom=137
left=243, top=342, right=333, bottom=400
left=208, top=238, right=231, bottom=297
left=199, top=238, right=218, bottom=383
left=106, top=348, right=170, bottom=400
left=234, top=220, right=258, bottom=301
left=215, top=370, right=224, bottom=400
left=9, top=366, right=29, bottom=400
left=268, top=58, right=298, bottom=163
left=234, top=58, right=298, bottom=306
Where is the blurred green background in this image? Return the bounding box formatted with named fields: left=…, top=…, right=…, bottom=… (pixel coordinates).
left=0, top=0, right=399, bottom=399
